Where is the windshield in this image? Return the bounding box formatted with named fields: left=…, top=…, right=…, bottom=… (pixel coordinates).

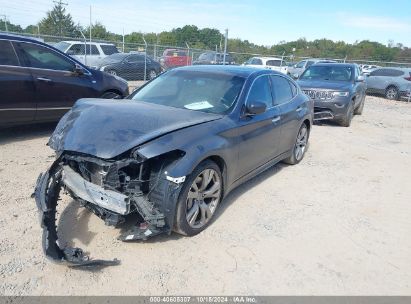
left=300, top=65, right=353, bottom=81
left=54, top=41, right=70, bottom=52
left=130, top=70, right=245, bottom=114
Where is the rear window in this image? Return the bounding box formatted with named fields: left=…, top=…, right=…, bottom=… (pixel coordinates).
left=54, top=41, right=70, bottom=52
left=266, top=60, right=283, bottom=67
left=101, top=45, right=119, bottom=55
left=0, top=40, right=19, bottom=66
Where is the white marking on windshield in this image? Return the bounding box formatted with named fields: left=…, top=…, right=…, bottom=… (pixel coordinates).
left=184, top=101, right=214, bottom=110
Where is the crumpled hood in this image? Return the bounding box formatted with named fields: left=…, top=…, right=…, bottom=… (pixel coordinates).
left=297, top=80, right=353, bottom=91
left=49, top=99, right=222, bottom=159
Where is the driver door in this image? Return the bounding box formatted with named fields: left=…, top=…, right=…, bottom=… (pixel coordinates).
left=13, top=41, right=97, bottom=122
left=236, top=75, right=282, bottom=179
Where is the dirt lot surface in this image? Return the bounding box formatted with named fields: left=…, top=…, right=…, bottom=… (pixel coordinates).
left=0, top=96, right=410, bottom=295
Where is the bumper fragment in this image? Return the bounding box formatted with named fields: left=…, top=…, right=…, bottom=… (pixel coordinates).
left=34, top=160, right=120, bottom=268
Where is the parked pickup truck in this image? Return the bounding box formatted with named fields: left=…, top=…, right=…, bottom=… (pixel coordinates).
left=159, top=49, right=191, bottom=70
left=243, top=57, right=288, bottom=74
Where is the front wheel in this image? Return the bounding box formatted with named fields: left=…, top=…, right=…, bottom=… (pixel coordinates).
left=148, top=69, right=157, bottom=80
left=283, top=123, right=309, bottom=165
left=174, top=160, right=223, bottom=236
left=338, top=102, right=354, bottom=127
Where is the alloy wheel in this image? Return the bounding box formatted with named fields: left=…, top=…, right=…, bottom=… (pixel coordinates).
left=294, top=125, right=308, bottom=161
left=149, top=70, right=157, bottom=80
left=109, top=70, right=117, bottom=76
left=386, top=87, right=398, bottom=100
left=186, top=169, right=222, bottom=229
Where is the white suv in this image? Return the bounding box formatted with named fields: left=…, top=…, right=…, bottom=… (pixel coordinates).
left=243, top=57, right=288, bottom=74
left=54, top=41, right=119, bottom=69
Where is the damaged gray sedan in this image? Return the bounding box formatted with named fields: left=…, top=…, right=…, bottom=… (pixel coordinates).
left=34, top=65, right=313, bottom=266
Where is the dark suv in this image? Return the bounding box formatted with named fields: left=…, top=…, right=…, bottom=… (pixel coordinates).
left=297, top=63, right=366, bottom=127
left=0, top=34, right=129, bottom=128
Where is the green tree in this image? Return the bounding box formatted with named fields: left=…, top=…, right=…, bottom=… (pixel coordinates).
left=38, top=2, right=79, bottom=36
left=0, top=20, right=23, bottom=32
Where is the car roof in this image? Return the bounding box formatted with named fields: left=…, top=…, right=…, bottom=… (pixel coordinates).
left=0, top=33, right=44, bottom=43
left=173, top=65, right=284, bottom=78
left=310, top=62, right=356, bottom=68
left=61, top=40, right=115, bottom=46
left=254, top=57, right=283, bottom=60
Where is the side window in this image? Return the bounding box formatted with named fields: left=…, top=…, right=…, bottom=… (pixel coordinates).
left=387, top=69, right=404, bottom=77
left=85, top=45, right=99, bottom=55
left=68, top=44, right=85, bottom=55
left=0, top=40, right=19, bottom=66
left=100, top=45, right=118, bottom=55
left=126, top=55, right=144, bottom=63
left=271, top=76, right=293, bottom=105
left=296, top=61, right=305, bottom=68
left=306, top=61, right=315, bottom=68
left=369, top=69, right=383, bottom=76
left=289, top=81, right=298, bottom=97
left=251, top=58, right=262, bottom=65
left=15, top=42, right=75, bottom=71
left=247, top=75, right=273, bottom=108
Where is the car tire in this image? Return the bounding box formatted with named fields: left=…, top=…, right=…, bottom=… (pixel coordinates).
left=100, top=91, right=121, bottom=99
left=283, top=123, right=309, bottom=165
left=148, top=69, right=157, bottom=80
left=174, top=160, right=223, bottom=236
left=338, top=102, right=354, bottom=127
left=385, top=86, right=399, bottom=100
left=354, top=97, right=365, bottom=115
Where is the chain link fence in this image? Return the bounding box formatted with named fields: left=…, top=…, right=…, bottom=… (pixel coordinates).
left=2, top=30, right=411, bottom=83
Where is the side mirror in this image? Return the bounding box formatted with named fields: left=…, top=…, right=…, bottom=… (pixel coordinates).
left=66, top=50, right=75, bottom=55
left=73, top=64, right=85, bottom=75
left=292, top=73, right=299, bottom=80
left=356, top=75, right=365, bottom=82
left=246, top=101, right=267, bottom=116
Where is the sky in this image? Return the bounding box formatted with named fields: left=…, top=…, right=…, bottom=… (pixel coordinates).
left=1, top=0, right=411, bottom=47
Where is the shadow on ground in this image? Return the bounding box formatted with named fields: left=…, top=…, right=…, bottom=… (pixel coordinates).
left=0, top=123, right=57, bottom=145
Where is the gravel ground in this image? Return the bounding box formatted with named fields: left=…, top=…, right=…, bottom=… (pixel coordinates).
left=0, top=95, right=410, bottom=295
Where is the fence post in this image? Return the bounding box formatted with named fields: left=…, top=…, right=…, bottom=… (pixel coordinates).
left=79, top=30, right=87, bottom=66
left=185, top=42, right=190, bottom=66
left=142, top=35, right=147, bottom=81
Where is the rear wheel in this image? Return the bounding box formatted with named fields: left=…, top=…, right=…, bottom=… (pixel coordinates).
left=107, top=69, right=117, bottom=76
left=385, top=86, right=399, bottom=100
left=283, top=123, right=309, bottom=165
left=174, top=160, right=223, bottom=236
left=148, top=69, right=157, bottom=80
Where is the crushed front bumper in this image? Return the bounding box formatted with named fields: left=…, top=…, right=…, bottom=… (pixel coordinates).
left=33, top=155, right=184, bottom=267
left=33, top=161, right=120, bottom=268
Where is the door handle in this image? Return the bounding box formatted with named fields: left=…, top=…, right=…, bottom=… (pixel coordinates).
left=37, top=77, right=52, bottom=82
left=272, top=116, right=281, bottom=123
left=296, top=106, right=303, bottom=112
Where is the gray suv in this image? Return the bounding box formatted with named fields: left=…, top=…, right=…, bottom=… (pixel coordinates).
left=297, top=63, right=366, bottom=127
left=366, top=67, right=411, bottom=100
